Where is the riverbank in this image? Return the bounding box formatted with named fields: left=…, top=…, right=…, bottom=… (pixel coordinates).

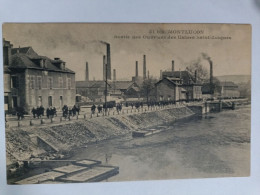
left=6, top=106, right=195, bottom=168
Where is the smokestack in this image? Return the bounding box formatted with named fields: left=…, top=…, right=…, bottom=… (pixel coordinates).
left=194, top=70, right=197, bottom=83
left=160, top=70, right=162, bottom=79
left=85, top=62, right=89, bottom=81
left=103, top=55, right=106, bottom=81
left=106, top=44, right=111, bottom=80
left=148, top=70, right=150, bottom=79
left=201, top=53, right=213, bottom=94
left=172, top=60, right=175, bottom=72
left=135, top=61, right=138, bottom=77
left=113, top=69, right=116, bottom=81
left=210, top=60, right=213, bottom=94
left=210, top=60, right=213, bottom=85
left=143, top=55, right=146, bottom=80
left=3, top=39, right=13, bottom=66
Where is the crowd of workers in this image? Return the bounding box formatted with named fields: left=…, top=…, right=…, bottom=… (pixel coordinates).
left=13, top=105, right=80, bottom=120
left=13, top=99, right=200, bottom=121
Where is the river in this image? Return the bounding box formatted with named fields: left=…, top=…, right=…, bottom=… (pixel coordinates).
left=70, top=105, right=251, bottom=181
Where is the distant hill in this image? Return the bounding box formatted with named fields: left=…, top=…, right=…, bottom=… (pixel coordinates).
left=215, top=75, right=251, bottom=84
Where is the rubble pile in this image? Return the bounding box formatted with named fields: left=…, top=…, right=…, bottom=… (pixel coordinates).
left=6, top=128, right=46, bottom=165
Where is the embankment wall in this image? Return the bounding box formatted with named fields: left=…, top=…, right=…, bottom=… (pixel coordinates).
left=6, top=106, right=195, bottom=164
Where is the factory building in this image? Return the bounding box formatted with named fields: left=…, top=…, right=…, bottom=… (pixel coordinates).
left=3, top=39, right=76, bottom=114
left=76, top=80, right=140, bottom=103
left=155, top=77, right=187, bottom=102
left=219, top=81, right=240, bottom=98
left=155, top=60, right=202, bottom=102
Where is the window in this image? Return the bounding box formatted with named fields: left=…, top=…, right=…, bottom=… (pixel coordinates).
left=12, top=96, right=17, bottom=108
left=67, top=78, right=71, bottom=89
left=59, top=96, right=63, bottom=108
left=48, top=77, right=53, bottom=89
left=29, top=76, right=35, bottom=89
left=37, top=76, right=42, bottom=89
left=38, top=96, right=42, bottom=106
left=11, top=76, right=19, bottom=89
left=4, top=96, right=8, bottom=104
left=48, top=96, right=52, bottom=107
left=59, top=77, right=63, bottom=88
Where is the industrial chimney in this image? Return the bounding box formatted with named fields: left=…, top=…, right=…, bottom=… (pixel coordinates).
left=194, top=70, right=197, bottom=83
left=103, top=55, right=106, bottom=81
left=143, top=55, right=146, bottom=80
left=135, top=61, right=138, bottom=77
left=210, top=60, right=213, bottom=85
left=106, top=44, right=111, bottom=80
left=113, top=69, right=116, bottom=81
left=172, top=60, right=175, bottom=72
left=148, top=70, right=150, bottom=79
left=85, top=62, right=89, bottom=81
left=209, top=60, right=213, bottom=94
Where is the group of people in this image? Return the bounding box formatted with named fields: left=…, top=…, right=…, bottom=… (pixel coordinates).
left=62, top=105, right=80, bottom=118
left=30, top=105, right=80, bottom=119
left=31, top=106, right=45, bottom=119
left=46, top=107, right=57, bottom=119
left=91, top=103, right=116, bottom=114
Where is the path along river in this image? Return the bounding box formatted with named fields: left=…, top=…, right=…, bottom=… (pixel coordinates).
left=70, top=105, right=250, bottom=181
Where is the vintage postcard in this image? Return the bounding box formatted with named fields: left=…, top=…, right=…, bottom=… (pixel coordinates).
left=2, top=23, right=251, bottom=184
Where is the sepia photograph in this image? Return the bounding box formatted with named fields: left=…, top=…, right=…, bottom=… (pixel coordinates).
left=3, top=23, right=251, bottom=185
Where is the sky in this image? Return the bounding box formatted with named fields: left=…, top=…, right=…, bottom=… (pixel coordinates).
left=3, top=23, right=251, bottom=81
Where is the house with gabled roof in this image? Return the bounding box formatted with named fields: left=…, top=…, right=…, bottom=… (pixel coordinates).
left=155, top=77, right=187, bottom=102
left=161, top=70, right=202, bottom=101
left=3, top=39, right=76, bottom=113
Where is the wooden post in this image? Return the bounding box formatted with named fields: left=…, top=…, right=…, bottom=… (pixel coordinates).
left=30, top=120, right=33, bottom=126
left=41, top=119, right=44, bottom=124
left=18, top=121, right=21, bottom=127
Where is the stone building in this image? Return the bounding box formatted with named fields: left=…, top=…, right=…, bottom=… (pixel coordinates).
left=3, top=39, right=76, bottom=113
left=160, top=70, right=202, bottom=101
left=155, top=77, right=187, bottom=102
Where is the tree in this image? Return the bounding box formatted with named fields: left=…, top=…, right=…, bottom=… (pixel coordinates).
left=185, top=57, right=209, bottom=83
left=140, top=77, right=158, bottom=103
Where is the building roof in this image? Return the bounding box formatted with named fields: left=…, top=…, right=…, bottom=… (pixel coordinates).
left=9, top=52, right=74, bottom=74
left=219, top=81, right=238, bottom=87
left=76, top=80, right=112, bottom=89
left=112, top=81, right=134, bottom=90
left=162, top=70, right=202, bottom=85
left=155, top=77, right=180, bottom=86
left=76, top=81, right=100, bottom=88
left=3, top=39, right=13, bottom=47
left=76, top=80, right=139, bottom=90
